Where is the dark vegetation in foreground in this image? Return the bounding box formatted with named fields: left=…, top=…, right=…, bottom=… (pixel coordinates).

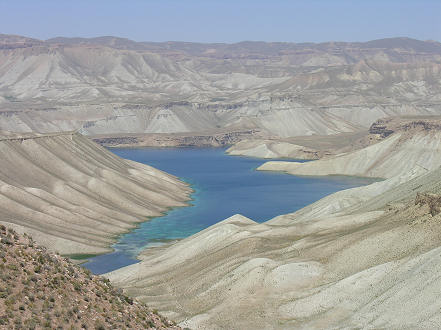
left=0, top=225, right=180, bottom=329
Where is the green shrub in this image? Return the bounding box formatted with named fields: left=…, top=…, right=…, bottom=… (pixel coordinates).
left=73, top=281, right=82, bottom=292
left=94, top=321, right=105, bottom=330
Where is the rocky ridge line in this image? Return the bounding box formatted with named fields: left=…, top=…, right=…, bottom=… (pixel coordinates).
left=0, top=225, right=180, bottom=329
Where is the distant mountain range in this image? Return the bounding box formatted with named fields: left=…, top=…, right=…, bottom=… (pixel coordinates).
left=3, top=34, right=441, bottom=57
left=0, top=34, right=440, bottom=138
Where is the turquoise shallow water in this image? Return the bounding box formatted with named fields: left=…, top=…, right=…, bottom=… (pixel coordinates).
left=83, top=147, right=376, bottom=274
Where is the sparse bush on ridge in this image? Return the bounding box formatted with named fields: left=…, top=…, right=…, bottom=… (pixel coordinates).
left=0, top=226, right=180, bottom=329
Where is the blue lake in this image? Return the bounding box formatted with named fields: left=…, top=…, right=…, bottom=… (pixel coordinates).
left=83, top=147, right=376, bottom=274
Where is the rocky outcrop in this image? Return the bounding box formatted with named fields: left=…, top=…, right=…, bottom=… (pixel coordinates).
left=369, top=116, right=441, bottom=138
left=415, top=192, right=441, bottom=216
left=93, top=129, right=263, bottom=148
left=368, top=119, right=395, bottom=138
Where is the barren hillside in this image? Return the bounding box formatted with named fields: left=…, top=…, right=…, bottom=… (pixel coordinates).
left=1, top=35, right=441, bottom=140
left=226, top=139, right=320, bottom=159
left=107, top=117, right=441, bottom=329
left=259, top=116, right=441, bottom=178
left=0, top=131, right=191, bottom=255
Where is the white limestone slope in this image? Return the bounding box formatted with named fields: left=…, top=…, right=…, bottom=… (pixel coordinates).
left=226, top=139, right=319, bottom=159
left=0, top=132, right=191, bottom=255
left=106, top=118, right=441, bottom=329
left=107, top=159, right=441, bottom=329
left=258, top=130, right=441, bottom=179
left=2, top=35, right=441, bottom=139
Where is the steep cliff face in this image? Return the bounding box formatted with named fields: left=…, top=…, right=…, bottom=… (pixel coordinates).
left=369, top=116, right=441, bottom=136
left=1, top=35, right=441, bottom=138
left=0, top=132, right=191, bottom=255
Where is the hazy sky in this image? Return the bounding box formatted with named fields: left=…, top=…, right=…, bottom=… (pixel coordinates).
left=1, top=0, right=440, bottom=43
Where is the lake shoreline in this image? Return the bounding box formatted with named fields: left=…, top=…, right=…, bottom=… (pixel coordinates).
left=83, top=147, right=377, bottom=274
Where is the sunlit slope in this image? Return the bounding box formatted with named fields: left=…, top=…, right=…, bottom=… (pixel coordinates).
left=259, top=118, right=441, bottom=178
left=0, top=226, right=180, bottom=329
left=0, top=132, right=191, bottom=255
left=107, top=161, right=441, bottom=330
left=226, top=139, right=319, bottom=159
left=1, top=35, right=441, bottom=137
left=107, top=118, right=441, bottom=329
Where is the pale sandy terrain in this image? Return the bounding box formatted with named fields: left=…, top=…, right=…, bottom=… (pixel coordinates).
left=107, top=118, right=441, bottom=329
left=224, top=130, right=371, bottom=160
left=226, top=139, right=319, bottom=159
left=107, top=169, right=441, bottom=329
left=259, top=118, right=441, bottom=178
left=3, top=34, right=441, bottom=328
left=0, top=131, right=191, bottom=255
left=1, top=35, right=441, bottom=141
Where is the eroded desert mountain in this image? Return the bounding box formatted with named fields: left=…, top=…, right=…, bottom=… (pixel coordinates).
left=2, top=33, right=441, bottom=329
left=1, top=35, right=441, bottom=141
left=107, top=116, right=441, bottom=329
left=0, top=131, right=191, bottom=255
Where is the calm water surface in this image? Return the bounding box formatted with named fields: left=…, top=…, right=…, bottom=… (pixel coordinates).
left=83, top=147, right=375, bottom=274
